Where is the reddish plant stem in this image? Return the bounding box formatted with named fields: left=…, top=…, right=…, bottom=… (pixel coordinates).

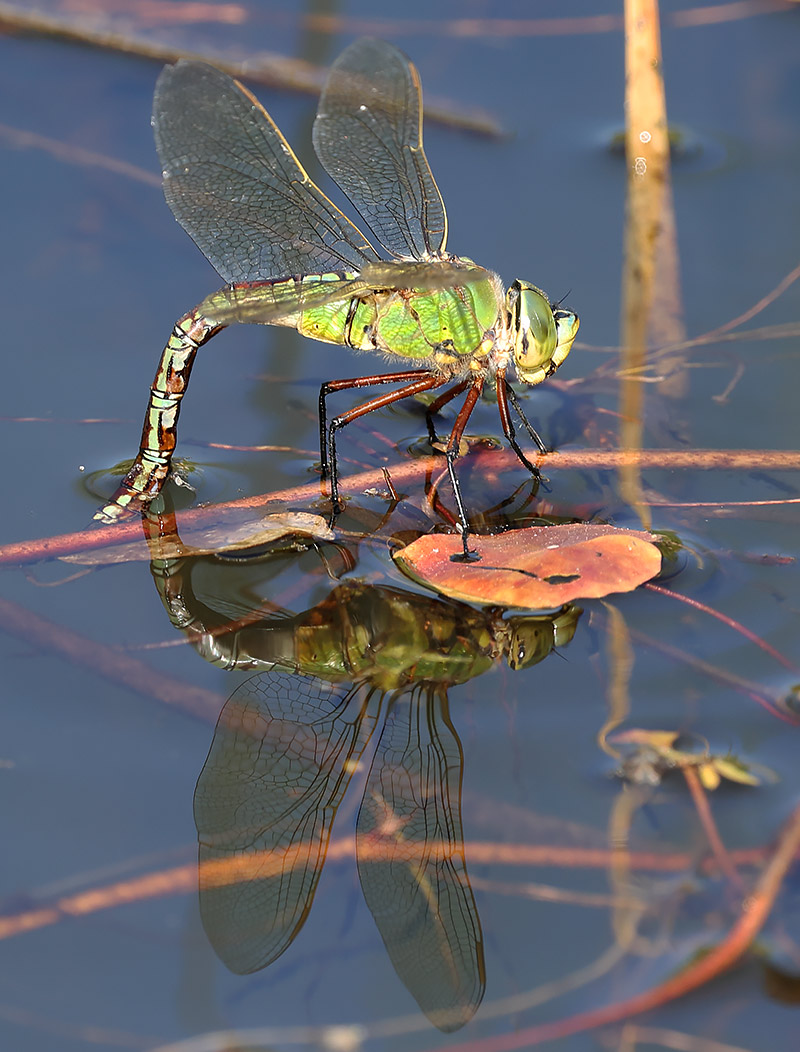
left=4, top=447, right=800, bottom=566
left=683, top=765, right=744, bottom=891
left=645, top=581, right=800, bottom=675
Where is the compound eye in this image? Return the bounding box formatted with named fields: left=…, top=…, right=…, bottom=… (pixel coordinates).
left=515, top=287, right=557, bottom=373
left=554, top=308, right=578, bottom=338
left=525, top=289, right=557, bottom=355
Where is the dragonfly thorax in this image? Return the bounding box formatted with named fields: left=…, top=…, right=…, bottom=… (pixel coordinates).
left=506, top=280, right=579, bottom=386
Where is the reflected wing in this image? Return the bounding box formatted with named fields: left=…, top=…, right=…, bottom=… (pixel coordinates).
left=356, top=687, right=485, bottom=1031
left=194, top=670, right=379, bottom=973
left=153, top=61, right=381, bottom=284
left=313, top=38, right=447, bottom=261
left=199, top=259, right=485, bottom=325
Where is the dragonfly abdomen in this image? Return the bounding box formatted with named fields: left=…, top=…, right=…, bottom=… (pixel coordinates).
left=96, top=307, right=221, bottom=522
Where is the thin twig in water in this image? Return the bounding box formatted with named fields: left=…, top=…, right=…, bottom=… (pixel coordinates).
left=0, top=3, right=501, bottom=135
left=0, top=597, right=222, bottom=722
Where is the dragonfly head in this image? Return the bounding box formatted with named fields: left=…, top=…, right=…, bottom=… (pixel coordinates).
left=504, top=618, right=554, bottom=671
left=506, top=281, right=579, bottom=386
left=504, top=605, right=583, bottom=670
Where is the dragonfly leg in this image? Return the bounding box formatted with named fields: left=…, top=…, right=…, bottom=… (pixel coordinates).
left=424, top=378, right=470, bottom=447
left=318, top=370, right=431, bottom=483
left=500, top=376, right=549, bottom=454
left=444, top=376, right=485, bottom=562
left=495, top=372, right=542, bottom=478
left=94, top=310, right=221, bottom=523
left=321, top=371, right=447, bottom=512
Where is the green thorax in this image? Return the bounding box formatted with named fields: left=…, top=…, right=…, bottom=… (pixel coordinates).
left=279, top=266, right=504, bottom=362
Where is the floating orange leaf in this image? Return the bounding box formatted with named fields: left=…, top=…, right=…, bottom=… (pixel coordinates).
left=394, top=523, right=662, bottom=608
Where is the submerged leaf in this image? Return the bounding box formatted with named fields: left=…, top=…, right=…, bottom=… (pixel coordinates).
left=394, top=523, right=661, bottom=608
left=711, top=755, right=762, bottom=787
left=612, top=729, right=771, bottom=788
left=698, top=762, right=722, bottom=791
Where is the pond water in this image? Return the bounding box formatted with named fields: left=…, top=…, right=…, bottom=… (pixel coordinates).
left=1, top=2, right=799, bottom=1051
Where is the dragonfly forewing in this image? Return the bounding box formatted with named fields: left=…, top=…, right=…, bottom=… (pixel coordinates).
left=153, top=61, right=381, bottom=284
left=194, top=670, right=379, bottom=974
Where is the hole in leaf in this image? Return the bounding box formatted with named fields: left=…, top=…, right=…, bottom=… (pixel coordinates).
left=544, top=573, right=581, bottom=585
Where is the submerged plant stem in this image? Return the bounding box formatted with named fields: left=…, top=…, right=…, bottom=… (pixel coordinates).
left=0, top=4, right=500, bottom=135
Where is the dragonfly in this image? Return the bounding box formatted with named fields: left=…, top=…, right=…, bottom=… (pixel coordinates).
left=97, top=37, right=579, bottom=558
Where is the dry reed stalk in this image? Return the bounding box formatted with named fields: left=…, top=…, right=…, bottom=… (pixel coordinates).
left=621, top=0, right=678, bottom=524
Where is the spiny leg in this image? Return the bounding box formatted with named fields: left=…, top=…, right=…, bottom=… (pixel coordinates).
left=319, top=370, right=432, bottom=483
left=424, top=378, right=469, bottom=447
left=444, top=375, right=485, bottom=562
left=95, top=309, right=222, bottom=523
left=325, top=372, right=450, bottom=513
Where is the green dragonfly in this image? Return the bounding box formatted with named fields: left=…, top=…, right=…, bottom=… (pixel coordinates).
left=97, top=38, right=579, bottom=557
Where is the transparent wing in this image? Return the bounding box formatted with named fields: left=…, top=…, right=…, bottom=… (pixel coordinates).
left=194, top=670, right=379, bottom=974
left=356, top=687, right=485, bottom=1031
left=313, top=38, right=448, bottom=261
left=153, top=61, right=381, bottom=284
left=199, top=259, right=485, bottom=325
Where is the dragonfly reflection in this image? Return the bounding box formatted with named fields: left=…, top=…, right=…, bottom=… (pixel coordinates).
left=149, top=537, right=580, bottom=1029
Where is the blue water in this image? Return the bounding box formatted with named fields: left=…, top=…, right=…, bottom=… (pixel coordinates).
left=1, top=2, right=799, bottom=1050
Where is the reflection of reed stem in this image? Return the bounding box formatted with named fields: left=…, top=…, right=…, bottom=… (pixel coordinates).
left=598, top=602, right=633, bottom=758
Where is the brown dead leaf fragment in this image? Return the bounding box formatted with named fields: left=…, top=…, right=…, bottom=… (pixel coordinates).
left=394, top=524, right=662, bottom=608
left=62, top=511, right=333, bottom=565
